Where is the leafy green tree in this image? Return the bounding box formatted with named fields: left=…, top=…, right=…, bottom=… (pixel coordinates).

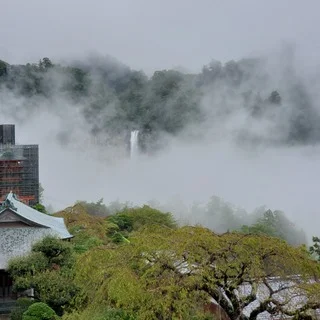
left=237, top=209, right=307, bottom=246
left=8, top=252, right=48, bottom=284
left=106, top=206, right=176, bottom=244
left=109, top=205, right=177, bottom=231
left=239, top=222, right=277, bottom=237
left=30, top=270, right=78, bottom=315
left=72, top=226, right=320, bottom=320
left=258, top=210, right=307, bottom=245
left=31, top=236, right=74, bottom=267
left=8, top=237, right=77, bottom=315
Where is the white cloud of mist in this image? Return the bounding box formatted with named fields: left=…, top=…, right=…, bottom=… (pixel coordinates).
left=0, top=47, right=320, bottom=241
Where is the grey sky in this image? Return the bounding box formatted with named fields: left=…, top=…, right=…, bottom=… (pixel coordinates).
left=1, top=0, right=320, bottom=72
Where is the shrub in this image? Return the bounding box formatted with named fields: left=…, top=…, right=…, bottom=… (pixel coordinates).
left=22, top=302, right=58, bottom=320
left=10, top=298, right=36, bottom=320
left=32, top=236, right=74, bottom=268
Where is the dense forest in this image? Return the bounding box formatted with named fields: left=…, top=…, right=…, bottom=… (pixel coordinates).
left=1, top=54, right=320, bottom=155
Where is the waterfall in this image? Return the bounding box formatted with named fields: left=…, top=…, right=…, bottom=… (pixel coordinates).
left=130, top=130, right=139, bottom=159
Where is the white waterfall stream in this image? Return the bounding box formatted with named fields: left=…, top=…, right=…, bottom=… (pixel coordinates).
left=130, top=130, right=139, bottom=159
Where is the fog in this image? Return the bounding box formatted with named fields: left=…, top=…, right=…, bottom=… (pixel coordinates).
left=1, top=83, right=319, bottom=240
left=1, top=0, right=320, bottom=240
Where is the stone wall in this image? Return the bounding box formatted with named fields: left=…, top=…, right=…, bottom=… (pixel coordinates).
left=0, top=227, right=57, bottom=269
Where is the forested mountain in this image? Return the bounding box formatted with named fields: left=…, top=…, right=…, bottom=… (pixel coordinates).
left=1, top=55, right=319, bottom=154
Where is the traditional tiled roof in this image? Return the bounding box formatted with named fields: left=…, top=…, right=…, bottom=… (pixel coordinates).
left=3, top=192, right=72, bottom=239
left=0, top=192, right=72, bottom=269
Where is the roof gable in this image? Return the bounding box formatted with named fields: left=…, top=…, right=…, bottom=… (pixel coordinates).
left=0, top=192, right=72, bottom=239
left=0, top=209, right=21, bottom=223
left=0, top=208, right=46, bottom=227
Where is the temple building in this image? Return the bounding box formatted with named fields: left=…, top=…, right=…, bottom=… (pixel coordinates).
left=0, top=192, right=72, bottom=304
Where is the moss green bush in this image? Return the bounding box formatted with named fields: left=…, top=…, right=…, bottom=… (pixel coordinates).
left=22, top=302, right=58, bottom=320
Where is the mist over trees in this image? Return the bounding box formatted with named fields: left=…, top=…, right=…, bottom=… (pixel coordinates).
left=61, top=195, right=307, bottom=247
left=146, top=195, right=307, bottom=246
left=0, top=54, right=312, bottom=244
left=1, top=53, right=319, bottom=154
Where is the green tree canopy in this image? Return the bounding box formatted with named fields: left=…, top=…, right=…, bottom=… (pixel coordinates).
left=8, top=237, right=78, bottom=315
left=71, top=226, right=320, bottom=320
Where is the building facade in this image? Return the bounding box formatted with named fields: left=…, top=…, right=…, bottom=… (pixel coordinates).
left=0, top=125, right=39, bottom=206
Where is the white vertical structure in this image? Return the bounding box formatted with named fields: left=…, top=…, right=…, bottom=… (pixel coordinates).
left=130, top=130, right=139, bottom=159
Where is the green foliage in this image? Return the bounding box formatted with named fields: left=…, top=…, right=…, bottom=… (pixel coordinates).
left=75, top=199, right=110, bottom=217
left=8, top=237, right=77, bottom=315
left=32, top=203, right=47, bottom=214
left=8, top=252, right=48, bottom=280
left=32, top=236, right=74, bottom=267
left=258, top=209, right=307, bottom=245
left=108, top=214, right=133, bottom=232
left=72, top=226, right=319, bottom=319
left=10, top=298, right=36, bottom=320
left=22, top=302, right=58, bottom=320
left=30, top=271, right=78, bottom=315
left=110, top=231, right=130, bottom=244
left=201, top=197, right=307, bottom=246
left=54, top=203, right=110, bottom=241
left=92, top=308, right=134, bottom=320
left=63, top=306, right=136, bottom=320
left=69, top=225, right=103, bottom=253
left=239, top=222, right=277, bottom=237
left=106, top=206, right=176, bottom=244
left=110, top=205, right=177, bottom=231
